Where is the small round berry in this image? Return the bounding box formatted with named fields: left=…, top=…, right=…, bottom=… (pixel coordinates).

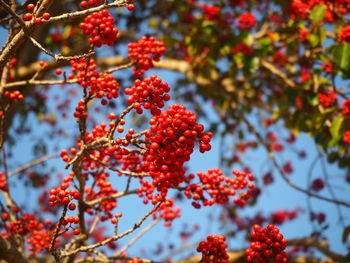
left=23, top=13, right=33, bottom=21
left=42, top=12, right=51, bottom=20
left=127, top=4, right=135, bottom=11
left=68, top=203, right=76, bottom=211
left=27, top=4, right=35, bottom=10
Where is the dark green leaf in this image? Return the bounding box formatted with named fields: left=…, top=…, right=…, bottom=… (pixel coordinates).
left=334, top=43, right=350, bottom=76
left=310, top=4, right=326, bottom=24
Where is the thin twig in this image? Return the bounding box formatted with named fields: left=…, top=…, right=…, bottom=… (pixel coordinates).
left=116, top=218, right=161, bottom=256
left=8, top=154, right=59, bottom=177
left=61, top=202, right=163, bottom=257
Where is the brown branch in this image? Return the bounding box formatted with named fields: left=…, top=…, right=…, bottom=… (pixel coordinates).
left=60, top=202, right=162, bottom=257
left=88, top=154, right=149, bottom=177
left=41, top=0, right=129, bottom=24
left=115, top=218, right=161, bottom=256
left=260, top=60, right=296, bottom=88
left=288, top=238, right=349, bottom=261
left=50, top=204, right=68, bottom=262
left=86, top=189, right=138, bottom=207
left=8, top=154, right=59, bottom=177
left=0, top=236, right=28, bottom=263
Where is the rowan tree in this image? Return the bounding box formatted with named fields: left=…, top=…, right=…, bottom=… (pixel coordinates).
left=0, top=1, right=349, bottom=263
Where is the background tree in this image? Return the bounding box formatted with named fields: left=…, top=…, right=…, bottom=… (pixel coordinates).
left=0, top=0, right=349, bottom=263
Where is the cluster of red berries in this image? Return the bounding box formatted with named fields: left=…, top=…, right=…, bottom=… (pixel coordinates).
left=128, top=36, right=166, bottom=76
left=23, top=4, right=51, bottom=24
left=2, top=213, right=54, bottom=255
left=342, top=99, right=350, bottom=115
left=318, top=90, right=337, bottom=108
left=79, top=0, right=102, bottom=8
left=246, top=224, right=288, bottom=263
left=79, top=9, right=118, bottom=47
left=270, top=209, right=299, bottom=225
left=61, top=216, right=80, bottom=235
left=49, top=174, right=81, bottom=207
left=137, top=179, right=163, bottom=205
left=231, top=169, right=255, bottom=206
left=70, top=59, right=119, bottom=101
left=0, top=172, right=8, bottom=191
left=196, top=235, right=229, bottom=263
left=185, top=168, right=255, bottom=208
left=289, top=0, right=350, bottom=22
left=73, top=99, right=88, bottom=120
left=124, top=75, right=170, bottom=115
left=201, top=5, right=220, bottom=21
left=298, top=29, right=309, bottom=41
left=3, top=90, right=24, bottom=101
left=153, top=198, right=181, bottom=227
left=344, top=131, right=350, bottom=143
left=142, top=104, right=212, bottom=191
left=85, top=172, right=118, bottom=221
left=231, top=43, right=254, bottom=56
left=237, top=12, right=256, bottom=30
left=311, top=178, right=325, bottom=192
left=339, top=25, right=350, bottom=43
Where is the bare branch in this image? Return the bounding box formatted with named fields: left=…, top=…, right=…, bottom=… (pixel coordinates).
left=8, top=154, right=59, bottom=177
left=61, top=202, right=162, bottom=257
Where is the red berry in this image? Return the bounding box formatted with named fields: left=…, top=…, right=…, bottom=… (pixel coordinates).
left=127, top=4, right=135, bottom=11
left=23, top=13, right=33, bottom=21
left=42, top=12, right=51, bottom=20
left=68, top=203, right=76, bottom=210
left=27, top=4, right=35, bottom=10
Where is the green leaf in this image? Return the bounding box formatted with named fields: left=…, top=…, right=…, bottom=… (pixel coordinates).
left=310, top=4, right=326, bottom=24
left=309, top=34, right=319, bottom=47
left=330, top=116, right=344, bottom=139
left=334, top=43, right=350, bottom=76
left=343, top=225, right=350, bottom=243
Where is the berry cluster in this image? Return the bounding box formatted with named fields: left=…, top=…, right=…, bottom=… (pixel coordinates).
left=79, top=9, right=118, bottom=47
left=318, top=90, right=337, bottom=108
left=80, top=0, right=102, bottom=8
left=70, top=59, right=119, bottom=101
left=61, top=216, right=80, bottom=235
left=3, top=90, right=24, bottom=101
left=85, top=172, right=118, bottom=221
left=153, top=198, right=181, bottom=227
left=237, top=12, right=256, bottom=30
left=0, top=172, right=8, bottom=191
left=128, top=36, right=166, bottom=76
left=196, top=235, right=229, bottom=263
left=339, top=25, right=350, bottom=43
left=231, top=43, right=254, bottom=56
left=342, top=99, right=350, bottom=115
left=142, top=104, right=212, bottom=192
left=289, top=0, right=349, bottom=22
left=124, top=74, right=170, bottom=115
left=311, top=178, right=325, bottom=192
left=3, top=213, right=54, bottom=256
left=231, top=169, right=255, bottom=206
left=246, top=224, right=288, bottom=263
left=344, top=131, right=350, bottom=143
left=49, top=174, right=81, bottom=207
left=184, top=168, right=255, bottom=208
left=23, top=3, right=51, bottom=24
left=201, top=5, right=220, bottom=21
